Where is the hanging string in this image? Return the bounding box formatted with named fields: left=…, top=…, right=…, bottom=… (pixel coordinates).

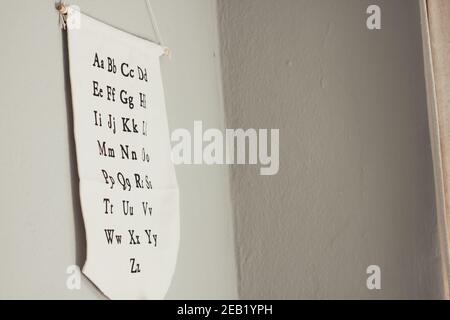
left=144, top=0, right=171, bottom=57
left=144, top=0, right=164, bottom=46
left=56, top=1, right=68, bottom=30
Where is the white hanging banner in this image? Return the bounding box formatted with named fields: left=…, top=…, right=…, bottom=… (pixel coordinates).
left=66, top=7, right=179, bottom=299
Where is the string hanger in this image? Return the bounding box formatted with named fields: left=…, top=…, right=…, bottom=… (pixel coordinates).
left=144, top=0, right=171, bottom=58
left=145, top=0, right=171, bottom=57
left=55, top=1, right=68, bottom=30
left=55, top=1, right=171, bottom=57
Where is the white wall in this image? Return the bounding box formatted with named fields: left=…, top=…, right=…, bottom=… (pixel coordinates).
left=218, top=0, right=444, bottom=299
left=0, top=0, right=237, bottom=299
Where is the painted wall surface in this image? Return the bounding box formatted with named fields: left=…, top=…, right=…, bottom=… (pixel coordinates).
left=0, top=0, right=237, bottom=299
left=218, top=0, right=444, bottom=298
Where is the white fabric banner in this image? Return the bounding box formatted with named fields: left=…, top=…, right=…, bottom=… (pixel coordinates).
left=66, top=8, right=179, bottom=299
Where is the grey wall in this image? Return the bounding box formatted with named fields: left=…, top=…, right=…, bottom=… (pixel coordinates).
left=218, top=0, right=444, bottom=299
left=0, top=0, right=237, bottom=299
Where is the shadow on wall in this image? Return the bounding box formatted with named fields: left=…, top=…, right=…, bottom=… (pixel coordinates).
left=61, top=30, right=86, bottom=269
